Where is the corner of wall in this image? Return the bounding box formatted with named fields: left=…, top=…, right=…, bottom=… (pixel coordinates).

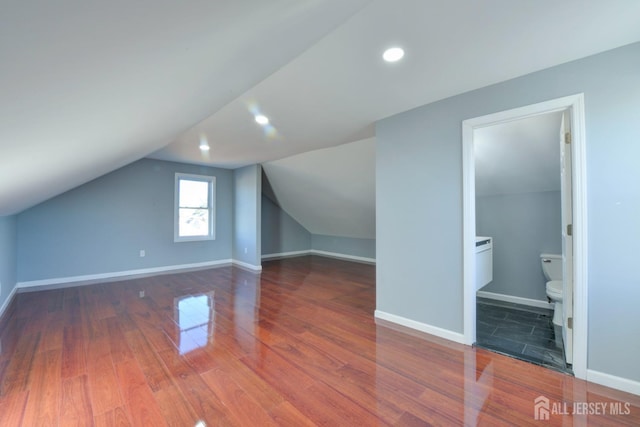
left=233, top=164, right=262, bottom=266
left=0, top=214, right=18, bottom=320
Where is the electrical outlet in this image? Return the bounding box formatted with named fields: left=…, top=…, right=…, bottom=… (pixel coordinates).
left=139, top=249, right=145, bottom=257
left=139, top=290, right=145, bottom=298
left=244, top=247, right=247, bottom=254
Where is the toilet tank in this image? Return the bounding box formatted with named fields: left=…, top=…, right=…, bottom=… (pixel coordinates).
left=540, top=253, right=562, bottom=281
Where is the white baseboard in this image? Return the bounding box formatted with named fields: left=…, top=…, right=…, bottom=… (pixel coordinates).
left=16, top=259, right=234, bottom=290
left=477, top=290, right=553, bottom=309
left=0, top=285, right=17, bottom=319
left=232, top=260, right=263, bottom=272
left=14, top=251, right=368, bottom=292
left=310, top=249, right=375, bottom=264
left=587, top=369, right=640, bottom=396
left=375, top=310, right=465, bottom=344
left=262, top=250, right=311, bottom=260
left=262, top=249, right=376, bottom=264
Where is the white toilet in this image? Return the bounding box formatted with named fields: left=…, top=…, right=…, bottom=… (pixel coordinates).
left=540, top=254, right=563, bottom=347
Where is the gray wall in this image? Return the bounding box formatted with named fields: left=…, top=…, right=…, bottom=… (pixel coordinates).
left=476, top=191, right=562, bottom=301
left=261, top=195, right=376, bottom=260
left=376, top=42, right=640, bottom=381
left=261, top=195, right=311, bottom=255
left=17, top=159, right=233, bottom=282
left=0, top=215, right=17, bottom=312
left=312, top=234, right=375, bottom=260
left=232, top=164, right=262, bottom=267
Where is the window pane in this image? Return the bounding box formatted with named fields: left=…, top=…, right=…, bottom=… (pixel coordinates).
left=179, top=208, right=209, bottom=236
left=179, top=180, right=209, bottom=208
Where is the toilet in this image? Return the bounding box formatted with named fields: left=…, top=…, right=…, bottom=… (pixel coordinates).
left=540, top=253, right=563, bottom=347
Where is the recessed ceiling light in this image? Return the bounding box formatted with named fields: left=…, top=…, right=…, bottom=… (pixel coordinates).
left=199, top=134, right=210, bottom=151
left=383, top=47, right=404, bottom=63
left=255, top=114, right=269, bottom=125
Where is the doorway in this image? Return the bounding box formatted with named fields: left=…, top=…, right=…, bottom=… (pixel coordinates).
left=462, top=95, right=588, bottom=379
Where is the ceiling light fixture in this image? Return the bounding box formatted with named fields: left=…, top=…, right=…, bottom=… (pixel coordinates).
left=383, top=47, right=404, bottom=63
left=199, top=134, right=210, bottom=151
left=255, top=114, right=269, bottom=125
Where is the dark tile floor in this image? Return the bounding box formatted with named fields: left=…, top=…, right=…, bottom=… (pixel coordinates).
left=475, top=297, right=572, bottom=374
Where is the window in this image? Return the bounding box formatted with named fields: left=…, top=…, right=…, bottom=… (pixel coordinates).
left=174, top=173, right=215, bottom=242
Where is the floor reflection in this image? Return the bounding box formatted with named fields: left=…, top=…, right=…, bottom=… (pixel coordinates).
left=2, top=257, right=639, bottom=425
left=174, top=292, right=215, bottom=354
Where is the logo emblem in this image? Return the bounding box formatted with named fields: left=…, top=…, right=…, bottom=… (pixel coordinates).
left=534, top=395, right=550, bottom=420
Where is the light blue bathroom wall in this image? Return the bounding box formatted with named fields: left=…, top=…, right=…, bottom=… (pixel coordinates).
left=476, top=191, right=562, bottom=301
left=17, top=159, right=233, bottom=282
left=376, top=42, right=640, bottom=382
left=0, top=215, right=17, bottom=314
left=261, top=195, right=311, bottom=255
left=311, top=234, right=375, bottom=260
left=232, top=164, right=262, bottom=268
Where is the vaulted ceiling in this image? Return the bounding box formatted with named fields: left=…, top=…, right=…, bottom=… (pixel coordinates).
left=0, top=0, right=368, bottom=215
left=262, top=138, right=375, bottom=239
left=2, top=0, right=640, bottom=217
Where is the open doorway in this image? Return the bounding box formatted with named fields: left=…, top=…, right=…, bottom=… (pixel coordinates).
left=462, top=95, right=588, bottom=379
left=473, top=111, right=570, bottom=372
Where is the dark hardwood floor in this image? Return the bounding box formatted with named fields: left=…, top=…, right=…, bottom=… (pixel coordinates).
left=0, top=255, right=638, bottom=426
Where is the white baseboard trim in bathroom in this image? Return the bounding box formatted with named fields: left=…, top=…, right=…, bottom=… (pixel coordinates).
left=232, top=260, right=263, bottom=272
left=587, top=369, right=640, bottom=397
left=16, top=259, right=234, bottom=291
left=477, top=291, right=553, bottom=310
left=262, top=250, right=311, bottom=260
left=375, top=310, right=465, bottom=344
left=0, top=285, right=17, bottom=319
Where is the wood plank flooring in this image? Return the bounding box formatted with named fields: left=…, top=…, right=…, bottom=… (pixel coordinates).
left=0, top=255, right=638, bottom=426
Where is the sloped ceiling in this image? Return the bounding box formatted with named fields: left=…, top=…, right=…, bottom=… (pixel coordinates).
left=151, top=0, right=640, bottom=168
left=3, top=0, right=640, bottom=218
left=475, top=112, right=563, bottom=196
left=262, top=139, right=375, bottom=239
left=0, top=0, right=368, bottom=215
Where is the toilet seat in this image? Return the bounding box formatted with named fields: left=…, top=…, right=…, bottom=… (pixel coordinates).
left=546, top=280, right=563, bottom=299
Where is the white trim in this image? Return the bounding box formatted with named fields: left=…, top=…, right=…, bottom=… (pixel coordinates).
left=232, top=260, right=263, bottom=272
left=570, top=94, right=588, bottom=380
left=262, top=250, right=311, bottom=260
left=462, top=94, right=588, bottom=380
left=174, top=173, right=216, bottom=242
left=375, top=310, right=465, bottom=344
left=310, top=249, right=375, bottom=264
left=262, top=249, right=376, bottom=264
left=462, top=118, right=476, bottom=346
left=477, top=291, right=553, bottom=309
left=16, top=259, right=233, bottom=289
left=0, top=285, right=17, bottom=319
left=17, top=251, right=369, bottom=292
left=587, top=370, right=640, bottom=397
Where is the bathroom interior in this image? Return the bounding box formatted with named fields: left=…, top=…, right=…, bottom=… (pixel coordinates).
left=473, top=111, right=572, bottom=374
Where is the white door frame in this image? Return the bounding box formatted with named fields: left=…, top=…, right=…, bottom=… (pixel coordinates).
left=462, top=94, right=588, bottom=379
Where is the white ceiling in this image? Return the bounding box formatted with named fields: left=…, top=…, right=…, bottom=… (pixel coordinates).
left=3, top=0, right=640, bottom=216
left=474, top=112, right=563, bottom=197
left=263, top=138, right=375, bottom=239
left=151, top=0, right=640, bottom=168
left=0, top=0, right=368, bottom=215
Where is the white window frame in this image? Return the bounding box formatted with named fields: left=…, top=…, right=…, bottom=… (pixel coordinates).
left=174, top=173, right=216, bottom=242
